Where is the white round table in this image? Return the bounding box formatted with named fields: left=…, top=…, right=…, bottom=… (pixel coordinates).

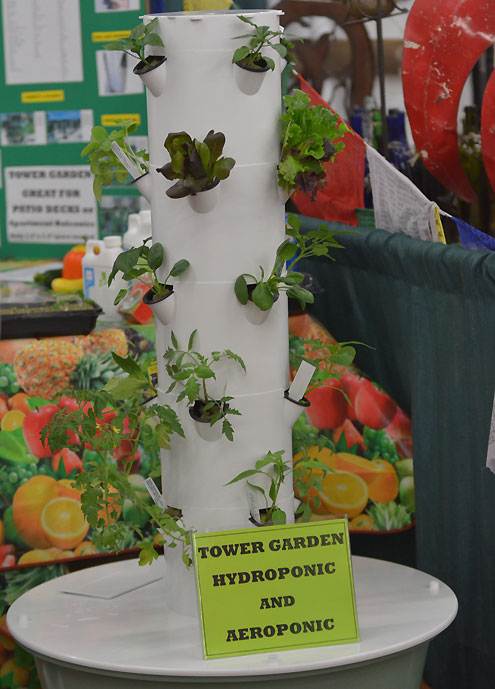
left=7, top=556, right=457, bottom=689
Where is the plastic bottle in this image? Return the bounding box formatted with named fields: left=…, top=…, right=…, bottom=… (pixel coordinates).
left=122, top=213, right=140, bottom=250
left=82, top=236, right=126, bottom=319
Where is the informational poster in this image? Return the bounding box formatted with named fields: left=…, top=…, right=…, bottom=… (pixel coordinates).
left=0, top=0, right=148, bottom=258
left=1, top=0, right=83, bottom=85
left=5, top=165, right=97, bottom=243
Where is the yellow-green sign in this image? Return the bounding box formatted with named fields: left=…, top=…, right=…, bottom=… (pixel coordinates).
left=193, top=519, right=359, bottom=659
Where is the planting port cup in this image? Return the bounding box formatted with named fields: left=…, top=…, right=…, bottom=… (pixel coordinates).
left=241, top=285, right=279, bottom=326
left=188, top=180, right=219, bottom=214
left=133, top=55, right=167, bottom=97
left=143, top=286, right=175, bottom=326
left=233, top=58, right=270, bottom=96
left=188, top=400, right=229, bottom=442
left=130, top=172, right=152, bottom=202
left=283, top=388, right=310, bottom=427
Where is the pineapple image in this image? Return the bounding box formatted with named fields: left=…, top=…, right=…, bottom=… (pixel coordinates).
left=13, top=330, right=129, bottom=399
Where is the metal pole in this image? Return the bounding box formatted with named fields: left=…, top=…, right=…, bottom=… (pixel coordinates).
left=375, top=0, right=389, bottom=158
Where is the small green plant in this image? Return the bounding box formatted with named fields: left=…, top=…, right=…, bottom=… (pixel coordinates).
left=279, top=89, right=349, bottom=199
left=42, top=356, right=192, bottom=567
left=107, top=238, right=190, bottom=305
left=81, top=120, right=148, bottom=201
left=156, top=130, right=235, bottom=199
left=232, top=15, right=300, bottom=71
left=290, top=336, right=358, bottom=394
left=163, top=330, right=245, bottom=441
left=103, top=18, right=164, bottom=68
left=235, top=213, right=343, bottom=312
left=227, top=449, right=332, bottom=524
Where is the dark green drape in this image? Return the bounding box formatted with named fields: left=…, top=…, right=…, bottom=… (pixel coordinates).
left=298, top=216, right=495, bottom=689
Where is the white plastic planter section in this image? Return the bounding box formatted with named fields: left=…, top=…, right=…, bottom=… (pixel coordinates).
left=283, top=388, right=310, bottom=427
left=131, top=172, right=152, bottom=202
left=233, top=59, right=269, bottom=96
left=189, top=401, right=227, bottom=442
left=143, top=287, right=175, bottom=326
left=241, top=289, right=279, bottom=326
left=278, top=186, right=291, bottom=205
left=133, top=56, right=167, bottom=97
left=188, top=182, right=219, bottom=214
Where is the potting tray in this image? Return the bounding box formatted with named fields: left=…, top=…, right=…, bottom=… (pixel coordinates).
left=0, top=301, right=103, bottom=339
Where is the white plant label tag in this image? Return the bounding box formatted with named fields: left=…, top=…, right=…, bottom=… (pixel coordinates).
left=111, top=141, right=141, bottom=178
left=145, top=477, right=167, bottom=510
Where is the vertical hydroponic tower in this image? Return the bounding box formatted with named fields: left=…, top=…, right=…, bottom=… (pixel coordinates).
left=142, top=10, right=304, bottom=612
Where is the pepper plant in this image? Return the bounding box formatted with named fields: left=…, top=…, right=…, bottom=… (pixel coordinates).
left=227, top=449, right=332, bottom=524
left=163, top=330, right=245, bottom=441
left=107, top=239, right=190, bottom=305
left=42, top=355, right=192, bottom=567
left=278, top=89, right=349, bottom=199
left=81, top=120, right=148, bottom=201
left=103, top=18, right=164, bottom=67
left=232, top=15, right=300, bottom=71
left=157, top=130, right=235, bottom=199
left=235, top=213, right=344, bottom=311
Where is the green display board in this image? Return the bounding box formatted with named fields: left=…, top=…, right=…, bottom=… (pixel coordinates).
left=0, top=0, right=148, bottom=259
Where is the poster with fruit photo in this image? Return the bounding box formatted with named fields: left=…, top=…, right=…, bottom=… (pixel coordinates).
left=0, top=326, right=158, bottom=572
left=290, top=315, right=415, bottom=533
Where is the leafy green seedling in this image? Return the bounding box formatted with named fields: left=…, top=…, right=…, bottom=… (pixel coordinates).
left=232, top=15, right=300, bottom=71
left=81, top=120, right=148, bottom=201
left=279, top=89, right=350, bottom=199
left=108, top=238, right=190, bottom=305
left=103, top=18, right=164, bottom=68
left=235, top=213, right=344, bottom=312
left=227, top=449, right=332, bottom=524
left=157, top=130, right=235, bottom=199
left=163, top=330, right=246, bottom=441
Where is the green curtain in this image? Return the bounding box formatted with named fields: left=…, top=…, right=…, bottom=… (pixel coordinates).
left=298, top=216, right=495, bottom=689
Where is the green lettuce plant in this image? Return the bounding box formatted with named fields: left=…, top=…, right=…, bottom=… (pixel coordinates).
left=157, top=130, right=235, bottom=199
left=278, top=89, right=349, bottom=199
left=81, top=120, right=148, bottom=201
left=103, top=18, right=164, bottom=68
left=163, top=330, right=245, bottom=441
left=107, top=239, right=190, bottom=305
left=232, top=15, right=299, bottom=71
left=235, top=213, right=343, bottom=311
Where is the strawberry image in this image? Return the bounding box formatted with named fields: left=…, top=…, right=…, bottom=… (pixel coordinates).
left=354, top=380, right=397, bottom=430
left=306, top=378, right=348, bottom=430
left=22, top=405, right=58, bottom=458
left=333, top=418, right=366, bottom=451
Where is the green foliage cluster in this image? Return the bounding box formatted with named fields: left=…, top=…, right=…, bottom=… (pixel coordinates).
left=81, top=120, right=148, bottom=201
left=279, top=90, right=349, bottom=199
left=290, top=336, right=358, bottom=395
left=108, top=239, right=190, bottom=305
left=157, top=130, right=235, bottom=199
left=103, top=18, right=164, bottom=67
left=235, top=214, right=343, bottom=312
left=41, top=355, right=192, bottom=567
left=232, top=15, right=299, bottom=71
left=163, top=330, right=246, bottom=442
left=227, top=449, right=332, bottom=524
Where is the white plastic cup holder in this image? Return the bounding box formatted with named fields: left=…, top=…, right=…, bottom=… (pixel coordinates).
left=233, top=59, right=270, bottom=96
left=278, top=187, right=291, bottom=205
left=188, top=181, right=220, bottom=214
left=241, top=287, right=279, bottom=326
left=133, top=56, right=167, bottom=98
left=188, top=401, right=228, bottom=442
left=131, top=172, right=152, bottom=202
left=283, top=388, right=310, bottom=427
left=143, top=287, right=175, bottom=326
